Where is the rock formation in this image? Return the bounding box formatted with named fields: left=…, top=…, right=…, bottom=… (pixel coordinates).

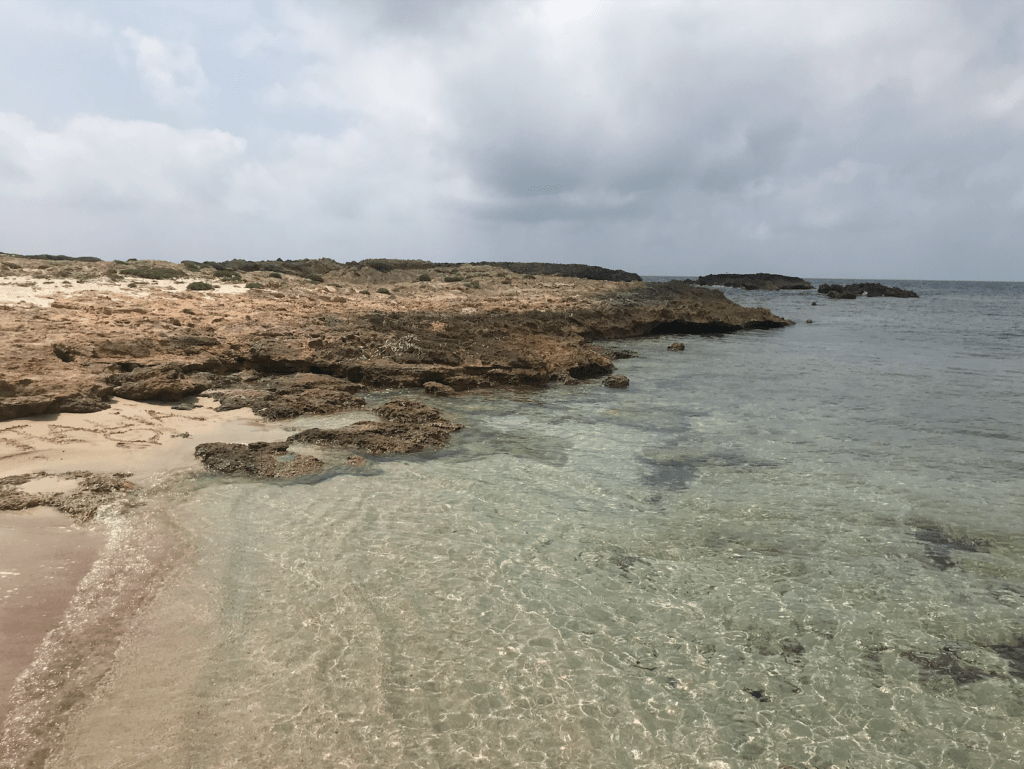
left=1, top=255, right=793, bottom=420
left=696, top=273, right=814, bottom=291
left=195, top=399, right=465, bottom=477
left=817, top=282, right=919, bottom=299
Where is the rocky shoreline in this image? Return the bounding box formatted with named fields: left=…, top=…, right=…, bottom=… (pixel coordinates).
left=1, top=254, right=795, bottom=481
left=0, top=255, right=791, bottom=416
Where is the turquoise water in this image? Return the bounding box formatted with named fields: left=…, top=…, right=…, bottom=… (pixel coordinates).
left=4, top=281, right=1023, bottom=768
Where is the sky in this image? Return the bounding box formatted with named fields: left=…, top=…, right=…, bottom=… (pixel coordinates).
left=1, top=0, right=1023, bottom=280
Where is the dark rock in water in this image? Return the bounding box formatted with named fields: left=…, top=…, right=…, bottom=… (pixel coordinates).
left=197, top=398, right=463, bottom=476
left=373, top=399, right=450, bottom=425
left=289, top=399, right=463, bottom=455
left=288, top=420, right=457, bottom=455
left=817, top=282, right=918, bottom=298
left=697, top=273, right=814, bottom=291
left=913, top=524, right=988, bottom=571
left=596, top=347, right=639, bottom=360
left=205, top=372, right=365, bottom=420
left=603, top=375, right=629, bottom=389
left=806, top=319, right=813, bottom=324
left=194, top=441, right=325, bottom=478
left=423, top=381, right=454, bottom=396
left=667, top=342, right=686, bottom=351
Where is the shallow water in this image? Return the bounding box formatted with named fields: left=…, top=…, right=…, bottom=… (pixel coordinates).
left=5, top=280, right=1023, bottom=768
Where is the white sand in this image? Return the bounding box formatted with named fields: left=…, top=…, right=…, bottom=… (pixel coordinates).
left=0, top=274, right=249, bottom=309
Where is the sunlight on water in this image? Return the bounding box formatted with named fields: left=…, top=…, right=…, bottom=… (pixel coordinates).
left=7, top=282, right=1022, bottom=769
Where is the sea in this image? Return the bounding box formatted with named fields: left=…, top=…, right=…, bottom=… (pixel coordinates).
left=3, top=279, right=1023, bottom=769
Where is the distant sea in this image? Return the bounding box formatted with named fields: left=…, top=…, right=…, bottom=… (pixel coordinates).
left=9, top=279, right=1024, bottom=769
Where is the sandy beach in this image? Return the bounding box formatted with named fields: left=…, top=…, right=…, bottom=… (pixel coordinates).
left=0, top=397, right=293, bottom=723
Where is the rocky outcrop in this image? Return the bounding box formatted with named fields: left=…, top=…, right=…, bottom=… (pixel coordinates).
left=423, top=381, right=454, bottom=396
left=289, top=400, right=463, bottom=455
left=696, top=273, right=814, bottom=291
left=196, top=399, right=464, bottom=477
left=193, top=442, right=326, bottom=479
left=602, top=375, right=629, bottom=389
left=205, top=373, right=365, bottom=420
left=817, top=282, right=919, bottom=298
left=667, top=342, right=686, bottom=351
left=0, top=471, right=135, bottom=520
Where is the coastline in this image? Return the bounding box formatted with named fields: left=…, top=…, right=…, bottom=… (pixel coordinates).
left=0, top=255, right=794, bottom=753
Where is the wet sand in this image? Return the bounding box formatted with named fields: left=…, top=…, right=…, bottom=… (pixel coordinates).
left=0, top=398, right=295, bottom=729
left=0, top=507, right=106, bottom=725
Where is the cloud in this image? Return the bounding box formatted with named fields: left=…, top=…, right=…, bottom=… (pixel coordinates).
left=0, top=0, right=1022, bottom=278
left=123, top=27, right=208, bottom=107
left=0, top=112, right=245, bottom=210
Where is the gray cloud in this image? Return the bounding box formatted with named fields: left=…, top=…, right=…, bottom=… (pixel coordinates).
left=0, top=0, right=1022, bottom=279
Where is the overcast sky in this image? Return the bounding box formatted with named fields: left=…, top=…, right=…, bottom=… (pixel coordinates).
left=1, top=0, right=1022, bottom=280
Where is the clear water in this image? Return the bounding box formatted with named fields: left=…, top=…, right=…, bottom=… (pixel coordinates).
left=4, top=281, right=1023, bottom=769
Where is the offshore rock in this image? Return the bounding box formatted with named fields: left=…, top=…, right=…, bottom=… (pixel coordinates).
left=696, top=273, right=814, bottom=291
left=667, top=342, right=686, bottom=351
left=817, top=282, right=919, bottom=298
left=603, top=375, right=630, bottom=389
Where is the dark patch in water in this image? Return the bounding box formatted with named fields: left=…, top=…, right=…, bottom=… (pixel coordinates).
left=611, top=554, right=650, bottom=575
left=913, top=524, right=989, bottom=571
left=639, top=456, right=700, bottom=490
left=639, top=445, right=772, bottom=490
left=989, top=639, right=1024, bottom=681
left=902, top=646, right=990, bottom=685
left=744, top=688, right=771, bottom=703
